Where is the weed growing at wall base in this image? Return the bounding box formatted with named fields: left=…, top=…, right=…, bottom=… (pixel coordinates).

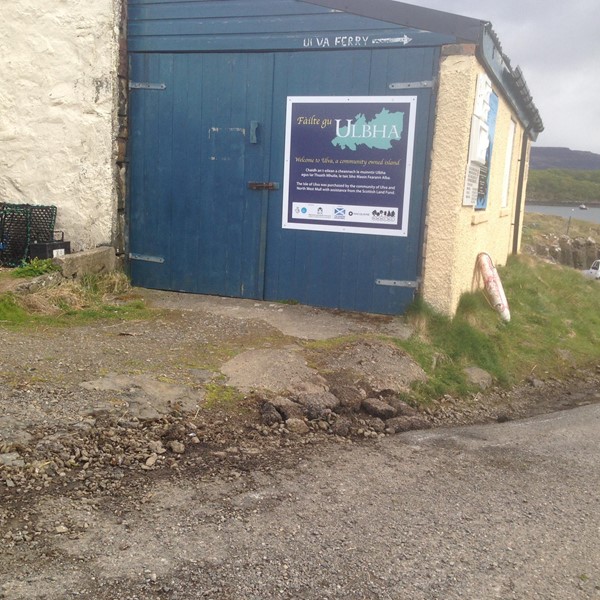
left=11, top=258, right=61, bottom=278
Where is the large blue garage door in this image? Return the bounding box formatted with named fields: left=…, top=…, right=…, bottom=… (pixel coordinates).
left=128, top=45, right=437, bottom=313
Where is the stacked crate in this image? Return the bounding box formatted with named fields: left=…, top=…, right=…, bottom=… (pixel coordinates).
left=0, top=204, right=59, bottom=266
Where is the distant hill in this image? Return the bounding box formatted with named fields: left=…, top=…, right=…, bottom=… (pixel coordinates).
left=530, top=147, right=600, bottom=170
left=526, top=169, right=600, bottom=204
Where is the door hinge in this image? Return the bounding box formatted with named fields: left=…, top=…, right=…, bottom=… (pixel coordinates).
left=389, top=81, right=434, bottom=90
left=129, top=82, right=166, bottom=91
left=376, top=279, right=420, bottom=288
left=129, top=253, right=165, bottom=264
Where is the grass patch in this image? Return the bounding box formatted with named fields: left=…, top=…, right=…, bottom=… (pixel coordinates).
left=397, top=254, right=600, bottom=404
left=203, top=383, right=245, bottom=409
left=523, top=211, right=600, bottom=245
left=0, top=271, right=149, bottom=327
left=0, top=294, right=30, bottom=325
left=11, top=258, right=61, bottom=278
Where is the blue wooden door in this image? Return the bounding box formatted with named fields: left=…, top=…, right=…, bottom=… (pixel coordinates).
left=129, top=52, right=273, bottom=297
left=265, top=48, right=436, bottom=314
left=129, top=47, right=436, bottom=314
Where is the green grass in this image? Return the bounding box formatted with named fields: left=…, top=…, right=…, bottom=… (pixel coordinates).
left=0, top=271, right=149, bottom=328
left=527, top=169, right=600, bottom=204
left=397, top=254, right=600, bottom=404
left=203, top=382, right=245, bottom=410
left=0, top=294, right=30, bottom=325
left=11, top=258, right=61, bottom=278
left=523, top=212, right=600, bottom=244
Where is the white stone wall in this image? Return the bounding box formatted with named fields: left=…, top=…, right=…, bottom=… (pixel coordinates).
left=0, top=0, right=121, bottom=251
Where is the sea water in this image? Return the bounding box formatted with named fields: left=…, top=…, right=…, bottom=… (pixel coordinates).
left=525, top=204, right=600, bottom=225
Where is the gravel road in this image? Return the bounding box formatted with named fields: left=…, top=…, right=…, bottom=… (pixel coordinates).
left=1, top=290, right=599, bottom=599
left=2, top=404, right=600, bottom=599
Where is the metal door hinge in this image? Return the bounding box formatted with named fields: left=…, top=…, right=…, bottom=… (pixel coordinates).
left=129, top=82, right=166, bottom=91
left=129, top=253, right=165, bottom=264
left=376, top=279, right=420, bottom=288
left=389, top=81, right=433, bottom=90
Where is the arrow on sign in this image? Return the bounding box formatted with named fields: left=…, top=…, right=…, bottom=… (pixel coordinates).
left=372, top=35, right=413, bottom=46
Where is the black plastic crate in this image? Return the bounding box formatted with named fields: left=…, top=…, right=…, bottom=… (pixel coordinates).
left=0, top=203, right=59, bottom=266
left=0, top=204, right=30, bottom=266
left=29, top=205, right=57, bottom=243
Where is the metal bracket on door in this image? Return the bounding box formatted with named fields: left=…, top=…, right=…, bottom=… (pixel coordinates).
left=129, top=82, right=167, bottom=91
left=376, top=279, right=420, bottom=288
left=389, top=81, right=433, bottom=90
left=129, top=253, right=165, bottom=264
left=248, top=182, right=280, bottom=191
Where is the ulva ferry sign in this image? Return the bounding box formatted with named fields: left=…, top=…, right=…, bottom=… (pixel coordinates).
left=282, top=96, right=417, bottom=237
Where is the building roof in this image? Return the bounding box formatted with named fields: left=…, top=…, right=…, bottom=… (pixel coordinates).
left=303, top=0, right=486, bottom=43
left=304, top=0, right=544, bottom=138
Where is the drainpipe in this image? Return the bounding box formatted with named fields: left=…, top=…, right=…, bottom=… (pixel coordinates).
left=512, top=125, right=532, bottom=255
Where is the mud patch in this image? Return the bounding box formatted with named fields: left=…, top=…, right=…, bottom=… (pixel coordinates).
left=80, top=374, right=204, bottom=420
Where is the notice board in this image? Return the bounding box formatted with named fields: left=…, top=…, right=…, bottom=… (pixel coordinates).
left=282, top=96, right=417, bottom=237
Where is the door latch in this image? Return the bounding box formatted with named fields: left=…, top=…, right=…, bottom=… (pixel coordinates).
left=248, top=182, right=280, bottom=191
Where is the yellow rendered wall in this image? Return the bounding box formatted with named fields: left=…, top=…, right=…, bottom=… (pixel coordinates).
left=421, top=46, right=528, bottom=316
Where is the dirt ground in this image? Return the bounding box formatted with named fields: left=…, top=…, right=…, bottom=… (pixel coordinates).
left=1, top=289, right=599, bottom=599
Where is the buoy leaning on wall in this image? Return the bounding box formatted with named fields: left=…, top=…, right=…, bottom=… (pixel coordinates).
left=477, top=252, right=511, bottom=322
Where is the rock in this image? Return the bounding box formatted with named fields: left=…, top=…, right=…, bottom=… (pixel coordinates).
left=0, top=453, right=25, bottom=468
left=260, top=402, right=283, bottom=426
left=367, top=418, right=386, bottom=433
left=168, top=441, right=185, bottom=454
left=145, top=453, right=158, bottom=467
left=362, top=397, right=396, bottom=420
left=55, top=525, right=69, bottom=534
left=386, top=416, right=432, bottom=434
left=327, top=381, right=365, bottom=412
left=384, top=396, right=418, bottom=417
left=269, top=396, right=305, bottom=420
left=525, top=376, right=544, bottom=388
left=54, top=246, right=117, bottom=279
left=285, top=418, right=309, bottom=435
left=464, top=366, right=493, bottom=390
left=330, top=416, right=352, bottom=437
left=295, top=392, right=340, bottom=420
left=148, top=441, right=166, bottom=454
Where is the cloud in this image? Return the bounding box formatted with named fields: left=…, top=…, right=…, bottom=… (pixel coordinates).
left=397, top=0, right=600, bottom=153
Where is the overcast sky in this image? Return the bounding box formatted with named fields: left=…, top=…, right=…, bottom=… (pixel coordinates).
left=402, top=0, right=600, bottom=154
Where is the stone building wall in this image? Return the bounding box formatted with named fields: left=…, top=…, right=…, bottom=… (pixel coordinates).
left=0, top=0, right=122, bottom=252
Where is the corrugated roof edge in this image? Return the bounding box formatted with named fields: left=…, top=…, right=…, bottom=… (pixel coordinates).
left=480, top=24, right=544, bottom=137
left=301, top=0, right=485, bottom=42
left=302, top=0, right=543, bottom=138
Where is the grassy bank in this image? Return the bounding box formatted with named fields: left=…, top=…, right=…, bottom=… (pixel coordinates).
left=523, top=211, right=600, bottom=245
left=397, top=254, right=600, bottom=404
left=527, top=169, right=600, bottom=204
